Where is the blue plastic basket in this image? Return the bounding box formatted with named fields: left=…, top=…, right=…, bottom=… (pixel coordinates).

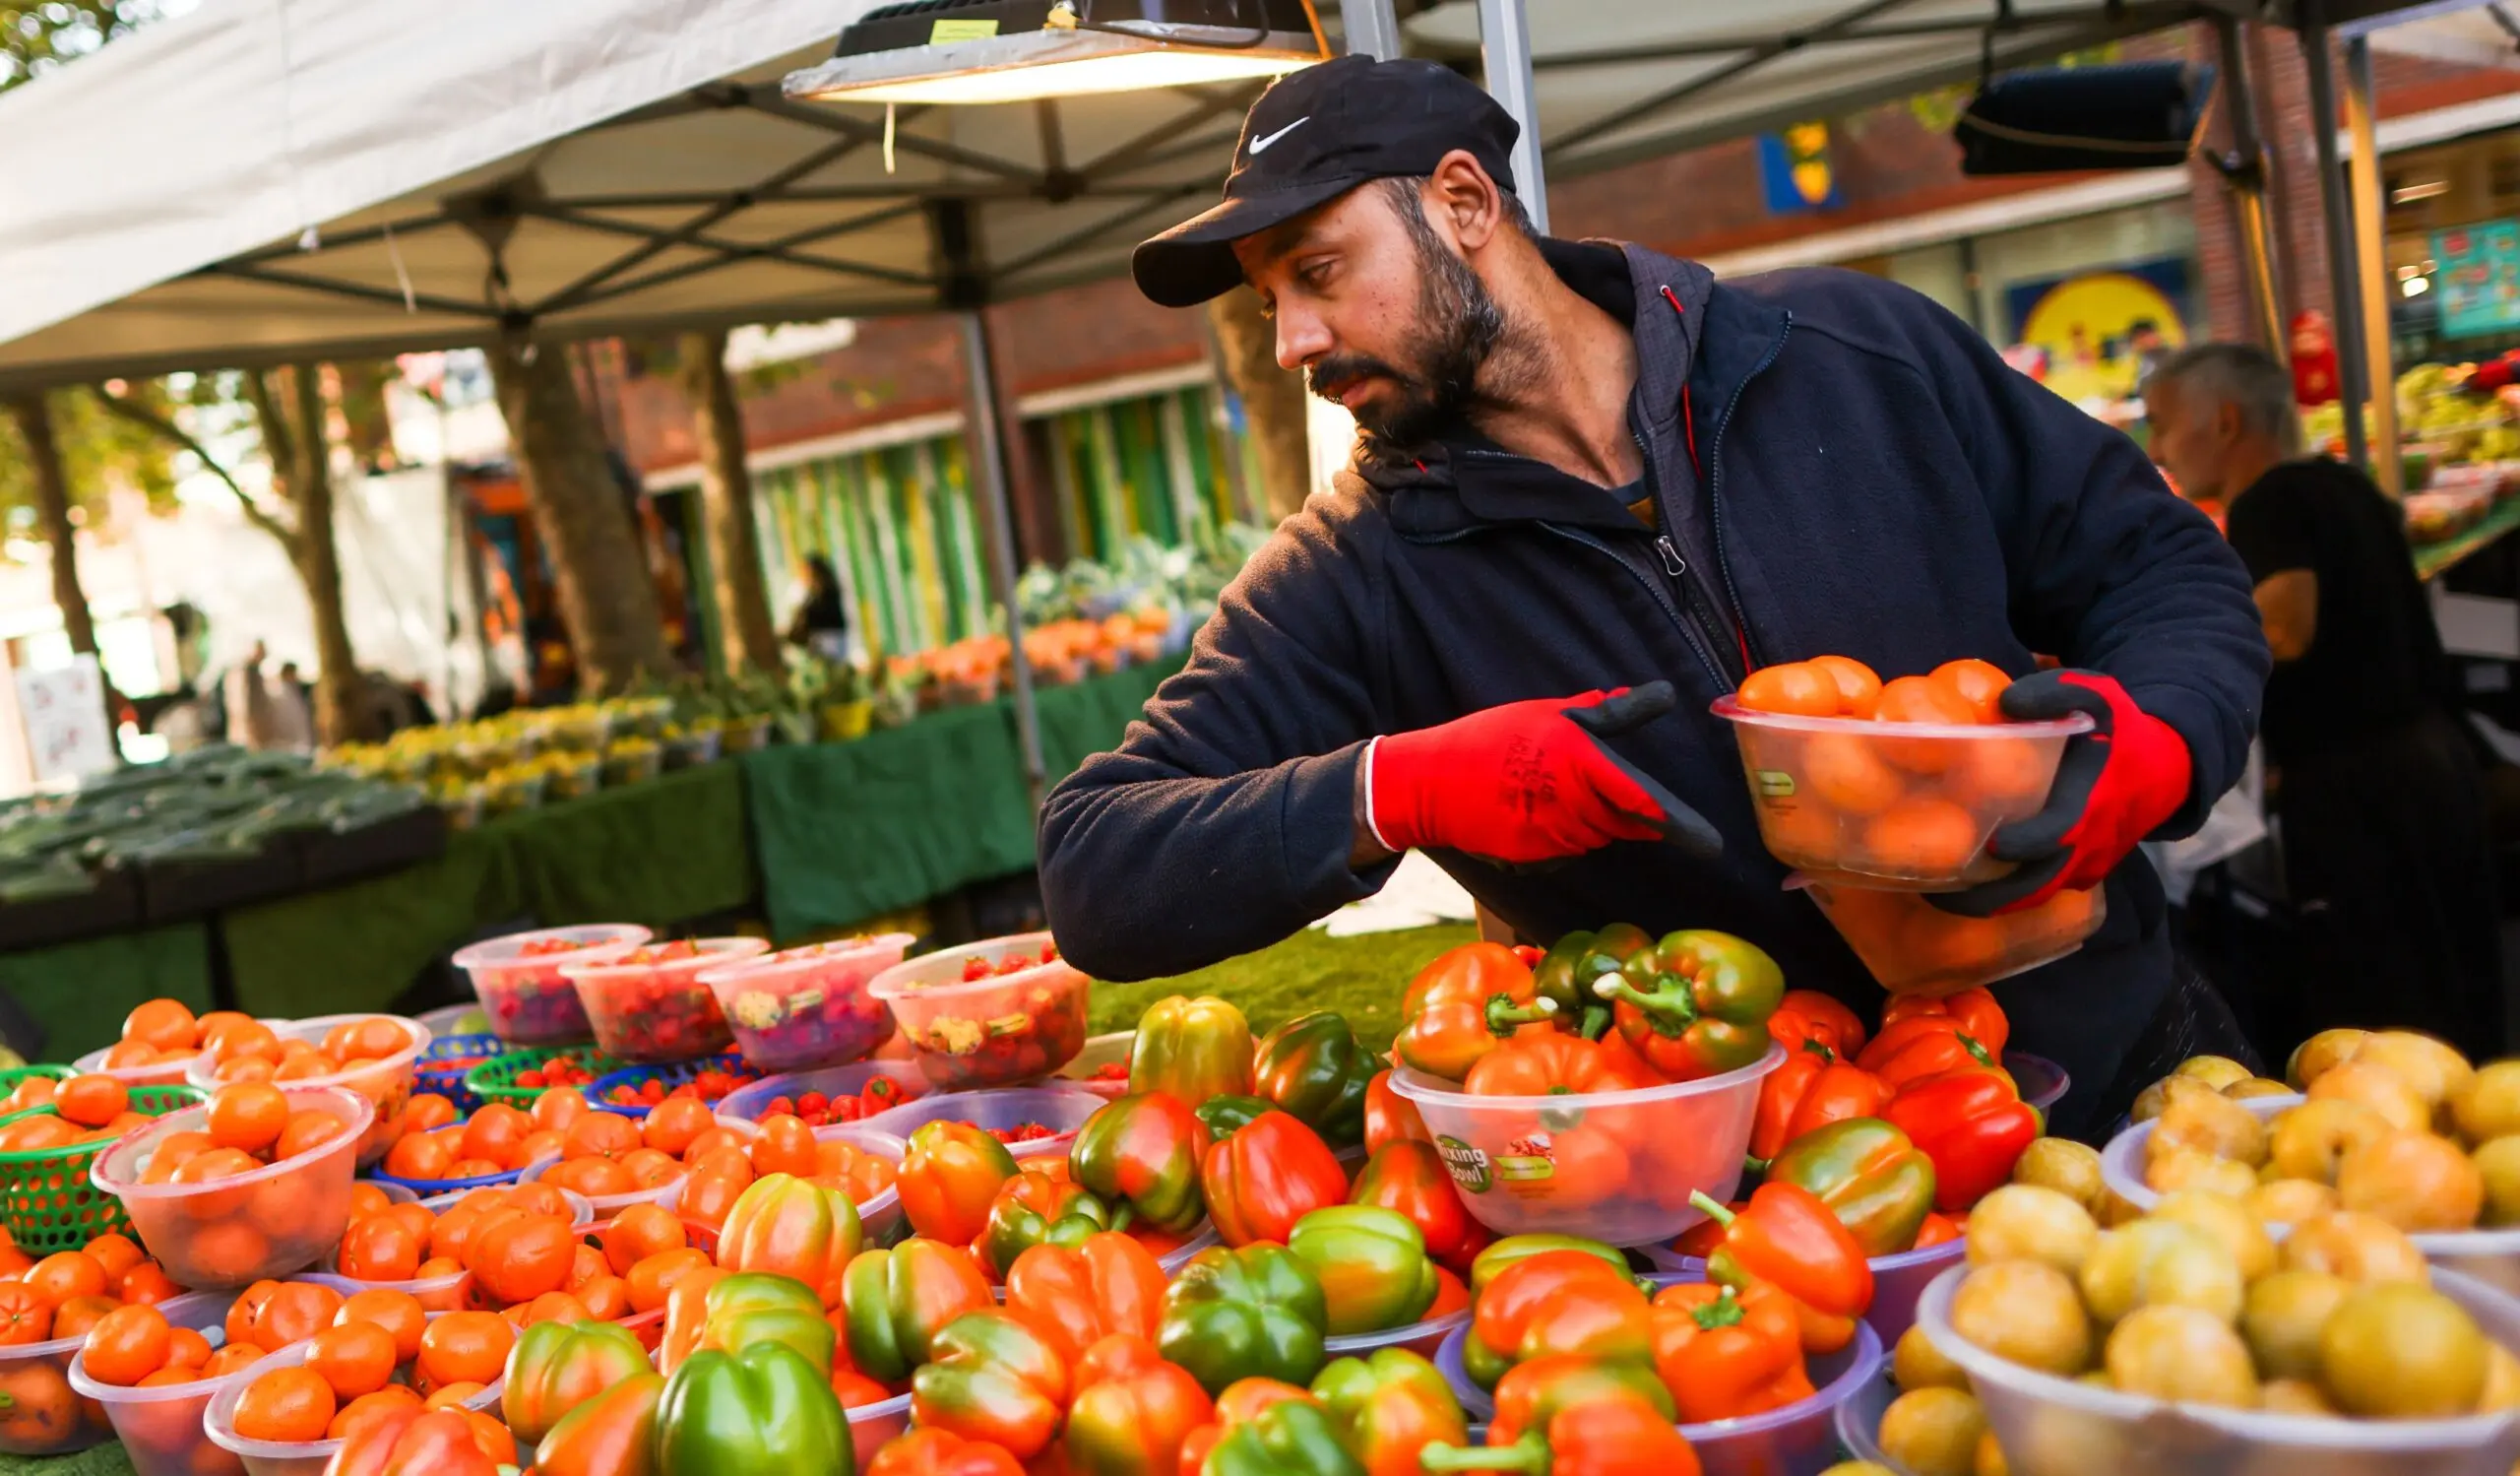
left=414, top=1033, right=507, bottom=1114
left=364, top=1158, right=536, bottom=1196
left=586, top=1054, right=754, bottom=1120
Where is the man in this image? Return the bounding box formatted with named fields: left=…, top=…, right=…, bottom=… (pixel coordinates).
left=1039, top=57, right=2269, bottom=1133
left=220, top=641, right=278, bottom=751
left=2146, top=344, right=2505, bottom=1059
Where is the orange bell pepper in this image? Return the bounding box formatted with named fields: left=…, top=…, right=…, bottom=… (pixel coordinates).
left=1769, top=991, right=1867, bottom=1060
left=1855, top=1016, right=1998, bottom=1093
left=1647, top=1282, right=1816, bottom=1423
left=1396, top=943, right=1560, bottom=1081
left=1462, top=1034, right=1659, bottom=1096
left=1463, top=1251, right=1649, bottom=1387
left=1688, top=1184, right=1873, bottom=1319
left=1747, top=1045, right=1888, bottom=1166
left=1880, top=988, right=2008, bottom=1056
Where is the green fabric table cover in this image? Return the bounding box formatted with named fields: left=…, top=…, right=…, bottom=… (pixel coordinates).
left=218, top=762, right=754, bottom=1020
left=0, top=924, right=214, bottom=1062
left=748, top=659, right=1173, bottom=940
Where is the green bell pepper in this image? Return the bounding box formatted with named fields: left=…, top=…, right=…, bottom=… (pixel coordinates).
left=1193, top=1093, right=1276, bottom=1138
left=1159, top=1244, right=1330, bottom=1395
left=840, top=1237, right=995, bottom=1383
left=1530, top=924, right=1653, bottom=1040
left=1287, top=1205, right=1439, bottom=1335
left=1468, top=1235, right=1632, bottom=1295
left=1594, top=930, right=1783, bottom=1081
left=976, top=1169, right=1112, bottom=1279
left=1312, top=1348, right=1469, bottom=1472
left=1130, top=995, right=1255, bottom=1108
left=1251, top=1011, right=1370, bottom=1148
left=1204, top=1397, right=1367, bottom=1476
left=1763, top=1116, right=1937, bottom=1257
left=698, top=1271, right=835, bottom=1377
left=1070, top=1091, right=1213, bottom=1235
left=655, top=1343, right=850, bottom=1476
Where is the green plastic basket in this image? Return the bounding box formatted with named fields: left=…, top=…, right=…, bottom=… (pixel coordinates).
left=464, top=1048, right=628, bottom=1110
left=0, top=1066, right=76, bottom=1132
left=0, top=1084, right=205, bottom=1253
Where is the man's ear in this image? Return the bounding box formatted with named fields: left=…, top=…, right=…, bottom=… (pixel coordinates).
left=2215, top=400, right=2245, bottom=447
left=1426, top=150, right=1507, bottom=252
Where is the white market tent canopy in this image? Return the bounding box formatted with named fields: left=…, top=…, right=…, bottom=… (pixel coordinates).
left=0, top=0, right=2491, bottom=392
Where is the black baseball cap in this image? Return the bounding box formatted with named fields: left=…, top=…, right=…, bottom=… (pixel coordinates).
left=1129, top=54, right=1521, bottom=309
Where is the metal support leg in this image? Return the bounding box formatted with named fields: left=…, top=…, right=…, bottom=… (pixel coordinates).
left=2346, top=36, right=2402, bottom=495
left=2300, top=0, right=2370, bottom=470
left=960, top=309, right=1046, bottom=811
left=2213, top=15, right=2286, bottom=354
left=1477, top=0, right=1549, bottom=232
left=1338, top=0, right=1403, bottom=61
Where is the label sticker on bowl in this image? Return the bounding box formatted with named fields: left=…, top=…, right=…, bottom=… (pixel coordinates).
left=1755, top=770, right=1796, bottom=799
left=1495, top=1134, right=1556, bottom=1192
left=1435, top=1135, right=1493, bottom=1194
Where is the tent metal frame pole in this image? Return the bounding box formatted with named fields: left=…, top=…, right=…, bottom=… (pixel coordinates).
left=2345, top=34, right=2402, bottom=496
left=2212, top=14, right=2286, bottom=355
left=1339, top=0, right=1403, bottom=60
left=1478, top=0, right=1550, bottom=232
left=2299, top=0, right=2369, bottom=472
left=959, top=307, right=1046, bottom=812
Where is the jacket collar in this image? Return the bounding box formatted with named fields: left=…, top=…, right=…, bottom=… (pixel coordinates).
left=1352, top=239, right=1784, bottom=540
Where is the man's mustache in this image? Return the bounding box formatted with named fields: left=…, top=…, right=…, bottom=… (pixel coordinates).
left=1306, top=354, right=1413, bottom=403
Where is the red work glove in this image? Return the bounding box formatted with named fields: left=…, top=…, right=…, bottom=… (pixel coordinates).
left=1931, top=670, right=2192, bottom=917
left=1365, top=682, right=1720, bottom=866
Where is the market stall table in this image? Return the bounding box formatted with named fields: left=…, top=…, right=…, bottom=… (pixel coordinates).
left=2416, top=497, right=2520, bottom=583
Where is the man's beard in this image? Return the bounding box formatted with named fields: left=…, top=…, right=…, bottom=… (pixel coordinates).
left=1304, top=211, right=1506, bottom=447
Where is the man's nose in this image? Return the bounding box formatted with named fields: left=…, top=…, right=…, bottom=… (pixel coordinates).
left=1275, top=308, right=1332, bottom=373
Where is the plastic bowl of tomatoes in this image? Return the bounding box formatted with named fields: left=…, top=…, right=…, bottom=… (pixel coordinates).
left=1715, top=657, right=2090, bottom=890
left=77, top=999, right=290, bottom=1088
left=563, top=938, right=768, bottom=1063
left=202, top=1312, right=511, bottom=1476
left=862, top=1083, right=1107, bottom=1163
left=66, top=1290, right=265, bottom=1476
left=1793, top=873, right=2106, bottom=996
left=94, top=1086, right=373, bottom=1291
left=698, top=932, right=913, bottom=1072
left=451, top=925, right=651, bottom=1046
left=866, top=933, right=1091, bottom=1091
left=184, top=1015, right=431, bottom=1171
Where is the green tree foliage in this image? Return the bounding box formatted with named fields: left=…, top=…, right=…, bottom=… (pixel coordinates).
left=1, top=0, right=177, bottom=89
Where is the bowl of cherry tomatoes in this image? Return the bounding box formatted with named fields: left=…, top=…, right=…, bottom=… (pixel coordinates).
left=1717, top=656, right=2089, bottom=890
left=93, top=1085, right=372, bottom=1291
left=563, top=938, right=768, bottom=1063
left=866, top=933, right=1090, bottom=1091
left=450, top=924, right=650, bottom=1047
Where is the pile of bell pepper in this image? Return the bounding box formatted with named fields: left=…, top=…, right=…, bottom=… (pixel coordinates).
left=1395, top=933, right=1788, bottom=1096
left=1687, top=987, right=2039, bottom=1266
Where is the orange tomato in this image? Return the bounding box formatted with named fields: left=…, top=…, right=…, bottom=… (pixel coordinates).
left=624, top=1249, right=715, bottom=1315
left=383, top=1132, right=454, bottom=1183
left=164, top=1325, right=214, bottom=1371
left=614, top=1148, right=680, bottom=1191
left=1929, top=658, right=2011, bottom=725
left=1902, top=909, right=2011, bottom=975
left=193, top=1012, right=251, bottom=1049
left=342, top=1018, right=410, bottom=1062
left=415, top=1312, right=513, bottom=1391
left=517, top=1130, right=565, bottom=1166
left=346, top=1184, right=396, bottom=1223
left=122, top=999, right=200, bottom=1054
left=459, top=1106, right=533, bottom=1169
left=217, top=1057, right=280, bottom=1086
left=207, top=1083, right=289, bottom=1155
left=231, top=1367, right=335, bottom=1444
left=545, top=1157, right=634, bottom=1198
left=1858, top=798, right=1983, bottom=876
left=1953, top=736, right=2051, bottom=808
left=252, top=1284, right=345, bottom=1353
left=1737, top=662, right=1839, bottom=717
left=210, top=1022, right=280, bottom=1067
left=201, top=1343, right=265, bottom=1379
left=0, top=1075, right=57, bottom=1114
left=100, top=1041, right=161, bottom=1070
left=504, top=1183, right=573, bottom=1223
left=304, top=1321, right=398, bottom=1401
left=565, top=1243, right=604, bottom=1292
left=574, top=1275, right=630, bottom=1321
left=641, top=1098, right=712, bottom=1158
left=600, top=1204, right=687, bottom=1276
left=0, top=1361, right=79, bottom=1447
left=337, top=1289, right=428, bottom=1364
left=403, top=1095, right=460, bottom=1134
left=562, top=1112, right=638, bottom=1162
left=135, top=1368, right=203, bottom=1388
left=678, top=1166, right=753, bottom=1233
left=274, top=1110, right=346, bottom=1161
left=116, top=1260, right=182, bottom=1307
left=330, top=1385, right=423, bottom=1441
left=1873, top=675, right=1980, bottom=775
left=82, top=1234, right=143, bottom=1287
left=0, top=1118, right=76, bottom=1153
left=1800, top=733, right=1904, bottom=815
left=517, top=1292, right=588, bottom=1327
left=48, top=1295, right=117, bottom=1342
left=529, top=1089, right=592, bottom=1134
left=0, top=1286, right=50, bottom=1346
left=225, top=1282, right=281, bottom=1348
left=54, top=1075, right=127, bottom=1129
left=1807, top=655, right=1884, bottom=718
left=145, top=1130, right=217, bottom=1183
left=273, top=1053, right=339, bottom=1084
left=424, top=1381, right=486, bottom=1409
left=338, top=1215, right=425, bottom=1283
left=747, top=1116, right=820, bottom=1180
left=23, top=1252, right=105, bottom=1308
left=679, top=1127, right=745, bottom=1164
left=468, top=1212, right=575, bottom=1306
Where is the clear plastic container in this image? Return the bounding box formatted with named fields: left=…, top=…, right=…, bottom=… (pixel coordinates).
left=1056, top=1032, right=1134, bottom=1100
left=867, top=933, right=1091, bottom=1091
left=0, top=1314, right=122, bottom=1455
left=699, top=933, right=914, bottom=1072
left=1917, top=1263, right=2520, bottom=1475
left=847, top=1391, right=912, bottom=1469
left=202, top=1331, right=506, bottom=1476
left=1154, top=1220, right=1222, bottom=1277
left=1796, top=874, right=2105, bottom=994
left=414, top=1003, right=488, bottom=1042
left=1830, top=1364, right=1905, bottom=1471
left=1323, top=1309, right=1470, bottom=1362
left=863, top=1085, right=1108, bottom=1164
left=1639, top=1238, right=1966, bottom=1348
left=92, top=1085, right=372, bottom=1289
left=72, top=1043, right=210, bottom=1089
left=715, top=1061, right=928, bottom=1126
left=301, top=1254, right=472, bottom=1313
left=1715, top=695, right=2091, bottom=890
left=564, top=938, right=768, bottom=1063
left=1386, top=1045, right=1782, bottom=1244
left=67, top=1291, right=245, bottom=1476
left=2009, top=1052, right=2069, bottom=1114
left=1434, top=1323, right=1492, bottom=1417
left=519, top=1157, right=685, bottom=1218
left=187, top=1014, right=431, bottom=1169
left=451, top=924, right=651, bottom=1046
left=819, top=1124, right=907, bottom=1245
left=419, top=1178, right=595, bottom=1229
left=2098, top=1093, right=2520, bottom=1296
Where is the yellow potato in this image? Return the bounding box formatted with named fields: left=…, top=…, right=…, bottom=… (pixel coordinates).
left=2247, top=1178, right=2338, bottom=1226
left=2150, top=1188, right=2279, bottom=1281
left=2307, top=1061, right=2430, bottom=1133
left=2150, top=1090, right=2269, bottom=1167
left=2451, top=1061, right=2520, bottom=1146
left=2173, top=1056, right=2255, bottom=1090
left=2335, top=1128, right=2485, bottom=1231
left=2353, top=1031, right=2475, bottom=1114
left=2288, top=1028, right=2370, bottom=1090
left=2268, top=1099, right=2389, bottom=1186
left=2281, top=1211, right=2431, bottom=1285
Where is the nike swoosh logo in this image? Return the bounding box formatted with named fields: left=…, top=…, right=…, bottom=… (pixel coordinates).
left=1247, top=117, right=1308, bottom=155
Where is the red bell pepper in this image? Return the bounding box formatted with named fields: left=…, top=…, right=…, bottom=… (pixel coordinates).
left=1465, top=1251, right=1651, bottom=1387
left=1363, top=1070, right=1433, bottom=1155
left=1202, top=1110, right=1350, bottom=1248
left=1747, top=1047, right=1888, bottom=1166
left=909, top=1311, right=1072, bottom=1460
left=865, top=1428, right=1026, bottom=1476
left=1914, top=1211, right=1964, bottom=1248
left=1855, top=1016, right=1998, bottom=1093
left=1647, top=1282, right=1815, bottom=1423
left=1061, top=1333, right=1216, bottom=1476
left=1396, top=943, right=1560, bottom=1081
left=1769, top=990, right=1866, bottom=1060
left=1349, top=1140, right=1492, bottom=1274
left=1688, top=1184, right=1873, bottom=1319
left=1881, top=1069, right=2043, bottom=1212
left=1003, top=1231, right=1169, bottom=1370
left=1881, top=988, right=2008, bottom=1056
left=1423, top=1358, right=1700, bottom=1476
left=1462, top=1033, right=1659, bottom=1096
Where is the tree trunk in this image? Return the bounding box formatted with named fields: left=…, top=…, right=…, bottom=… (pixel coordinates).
left=674, top=330, right=782, bottom=675
left=1205, top=288, right=1315, bottom=521
left=279, top=368, right=360, bottom=747
left=333, top=361, right=398, bottom=473
left=486, top=336, right=673, bottom=695
left=2, top=392, right=99, bottom=660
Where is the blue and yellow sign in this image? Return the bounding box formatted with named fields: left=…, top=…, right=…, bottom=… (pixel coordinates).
left=1757, top=123, right=1839, bottom=215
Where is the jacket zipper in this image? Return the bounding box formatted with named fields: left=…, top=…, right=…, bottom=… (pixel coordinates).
left=1534, top=521, right=1730, bottom=692
left=1632, top=428, right=1746, bottom=689
left=1702, top=314, right=1793, bottom=670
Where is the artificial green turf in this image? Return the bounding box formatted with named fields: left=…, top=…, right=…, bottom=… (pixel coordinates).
left=0, top=1444, right=130, bottom=1476
left=1086, top=922, right=1480, bottom=1056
